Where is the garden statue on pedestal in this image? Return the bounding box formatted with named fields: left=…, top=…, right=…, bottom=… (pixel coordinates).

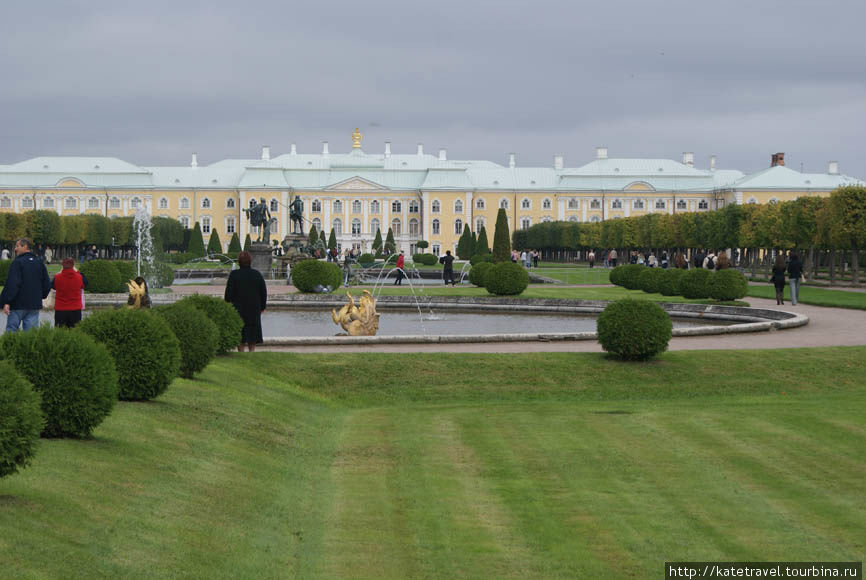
left=289, top=195, right=304, bottom=235
left=331, top=290, right=379, bottom=336
left=243, top=198, right=271, bottom=243
left=126, top=277, right=151, bottom=309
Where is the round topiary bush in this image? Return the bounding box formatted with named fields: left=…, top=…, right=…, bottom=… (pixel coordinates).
left=113, top=261, right=137, bottom=291
left=618, top=264, right=646, bottom=290
left=469, top=262, right=494, bottom=287
left=469, top=253, right=494, bottom=265
left=0, top=259, right=12, bottom=285
left=597, top=299, right=673, bottom=361
left=80, top=259, right=122, bottom=294
left=155, top=303, right=219, bottom=379
left=0, top=361, right=44, bottom=478
left=680, top=268, right=714, bottom=299
left=608, top=265, right=625, bottom=286
left=412, top=253, right=438, bottom=265
left=148, top=262, right=176, bottom=288
left=658, top=268, right=686, bottom=296
left=709, top=269, right=748, bottom=301
left=358, top=253, right=376, bottom=265
left=0, top=326, right=117, bottom=438
left=78, top=308, right=181, bottom=400
left=484, top=262, right=530, bottom=295
left=176, top=294, right=244, bottom=355
left=291, top=259, right=343, bottom=293
left=637, top=267, right=667, bottom=294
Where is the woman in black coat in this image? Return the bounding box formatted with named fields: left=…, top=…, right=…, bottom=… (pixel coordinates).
left=771, top=253, right=787, bottom=305
left=224, top=251, right=267, bottom=352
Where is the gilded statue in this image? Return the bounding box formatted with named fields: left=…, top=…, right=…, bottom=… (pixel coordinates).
left=352, top=127, right=362, bottom=149
left=331, top=290, right=379, bottom=336
left=126, top=277, right=151, bottom=309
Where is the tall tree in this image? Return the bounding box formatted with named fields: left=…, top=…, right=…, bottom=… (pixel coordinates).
left=492, top=208, right=511, bottom=263
left=328, top=228, right=337, bottom=251
left=456, top=224, right=473, bottom=259
left=227, top=232, right=242, bottom=255
left=207, top=229, right=222, bottom=255
left=384, top=228, right=396, bottom=253
left=827, top=185, right=866, bottom=285
left=308, top=225, right=319, bottom=248
left=476, top=226, right=490, bottom=254
left=188, top=222, right=206, bottom=257
left=372, top=228, right=383, bottom=253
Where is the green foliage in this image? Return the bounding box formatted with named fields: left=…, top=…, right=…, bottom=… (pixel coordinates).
left=456, top=224, right=473, bottom=259
left=80, top=259, right=122, bottom=293
left=188, top=223, right=206, bottom=258
left=177, top=295, right=245, bottom=355
left=308, top=226, right=319, bottom=248
left=469, top=253, right=494, bottom=265
left=709, top=269, right=748, bottom=301
left=358, top=253, right=376, bottom=265
left=85, top=214, right=112, bottom=245
left=243, top=234, right=251, bottom=251
left=384, top=228, right=396, bottom=253
left=26, top=210, right=62, bottom=244
left=484, top=262, right=530, bottom=295
left=597, top=299, right=672, bottom=361
left=328, top=229, right=337, bottom=251
left=113, top=261, right=137, bottom=291
left=637, top=267, right=667, bottom=294
left=415, top=240, right=428, bottom=250
left=291, top=259, right=343, bottom=293
left=475, top=227, right=490, bottom=254
left=152, top=216, right=185, bottom=251
left=609, top=265, right=626, bottom=286
left=0, top=260, right=11, bottom=285
left=207, top=229, right=222, bottom=256
left=0, top=326, right=117, bottom=438
left=0, top=361, right=44, bottom=478
left=150, top=262, right=175, bottom=288
left=680, top=268, right=714, bottom=299
left=372, top=229, right=383, bottom=252
left=492, top=208, right=511, bottom=263
left=78, top=309, right=181, bottom=401
left=155, top=303, right=219, bottom=379
left=226, top=232, right=242, bottom=255
left=111, top=217, right=133, bottom=246
left=413, top=253, right=438, bottom=265
left=469, top=262, right=494, bottom=287
left=617, top=264, right=646, bottom=290
left=657, top=268, right=686, bottom=296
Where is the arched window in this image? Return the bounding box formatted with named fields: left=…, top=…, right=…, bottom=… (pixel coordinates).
left=611, top=199, right=622, bottom=209
left=408, top=200, right=419, bottom=213
left=521, top=217, right=531, bottom=230
left=332, top=218, right=342, bottom=234
left=226, top=216, right=236, bottom=234
left=226, top=198, right=235, bottom=209
left=633, top=200, right=644, bottom=210
left=391, top=218, right=401, bottom=235
left=370, top=218, right=380, bottom=235
left=249, top=198, right=257, bottom=208
left=698, top=200, right=709, bottom=210
left=88, top=197, right=100, bottom=209
left=352, top=200, right=362, bottom=213
left=568, top=198, right=579, bottom=209
left=43, top=197, right=55, bottom=209
left=311, top=199, right=322, bottom=212
left=63, top=197, right=77, bottom=209
left=333, top=200, right=342, bottom=213
left=475, top=218, right=485, bottom=232
left=747, top=198, right=757, bottom=205
left=454, top=200, right=463, bottom=213
left=521, top=198, right=531, bottom=210
left=768, top=197, right=779, bottom=205
left=179, top=216, right=190, bottom=228
left=158, top=197, right=169, bottom=210
left=500, top=199, right=509, bottom=209
left=655, top=199, right=666, bottom=209
left=110, top=197, right=121, bottom=209
left=351, top=218, right=362, bottom=234
left=0, top=196, right=11, bottom=208
left=130, top=197, right=141, bottom=210
left=409, top=218, right=419, bottom=235
left=200, top=216, right=211, bottom=234
left=431, top=200, right=440, bottom=213
left=312, top=218, right=321, bottom=231
left=202, top=197, right=211, bottom=209
left=568, top=216, right=580, bottom=222
left=542, top=216, right=552, bottom=223
left=370, top=200, right=380, bottom=213
left=180, top=197, right=190, bottom=209
left=677, top=200, right=687, bottom=210
left=432, top=219, right=440, bottom=235
left=476, top=198, right=485, bottom=210
left=590, top=215, right=601, bottom=223
left=542, top=198, right=552, bottom=210
left=590, top=199, right=601, bottom=209
left=454, top=219, right=463, bottom=234
left=391, top=200, right=402, bottom=213
left=270, top=199, right=278, bottom=212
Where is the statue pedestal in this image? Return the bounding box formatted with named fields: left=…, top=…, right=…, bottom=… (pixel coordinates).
left=248, top=243, right=273, bottom=278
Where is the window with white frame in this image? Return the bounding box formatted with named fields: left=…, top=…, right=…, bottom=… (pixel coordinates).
left=521, top=198, right=531, bottom=210
left=521, top=217, right=531, bottom=230
left=158, top=197, right=169, bottom=210
left=312, top=199, right=322, bottom=212
left=568, top=216, right=579, bottom=222
left=202, top=197, right=211, bottom=209
left=655, top=199, right=666, bottom=209
left=0, top=197, right=11, bottom=208
left=249, top=198, right=258, bottom=209
left=590, top=199, right=601, bottom=209
left=542, top=198, right=552, bottom=210
left=226, top=216, right=236, bottom=234
left=408, top=200, right=419, bottom=213
left=590, top=215, right=601, bottom=223
left=432, top=219, right=440, bottom=235
left=351, top=218, right=361, bottom=234
left=611, top=199, right=622, bottom=209
left=568, top=198, right=579, bottom=210
left=475, top=198, right=485, bottom=210
left=43, top=197, right=55, bottom=209
left=542, top=216, right=552, bottom=223
left=312, top=218, right=322, bottom=231
left=333, top=200, right=342, bottom=213
left=370, top=218, right=380, bottom=235
left=391, top=200, right=401, bottom=213
left=500, top=199, right=509, bottom=209
left=352, top=200, right=362, bottom=213
left=454, top=218, right=463, bottom=234
left=768, top=197, right=778, bottom=205
left=65, top=197, right=77, bottom=209
left=454, top=200, right=463, bottom=213
left=332, top=218, right=342, bottom=234
left=747, top=198, right=757, bottom=204
left=475, top=218, right=485, bottom=232
left=88, top=197, right=100, bottom=209
left=226, top=198, right=235, bottom=209
left=110, top=197, right=121, bottom=209
left=432, top=244, right=440, bottom=255
left=633, top=199, right=644, bottom=210
left=21, top=197, right=34, bottom=209
left=431, top=200, right=440, bottom=213
left=677, top=200, right=687, bottom=210
left=130, top=197, right=141, bottom=209
left=201, top=216, right=211, bottom=234
left=270, top=199, right=278, bottom=212
left=409, top=218, right=419, bottom=235
left=391, top=218, right=401, bottom=235
left=179, top=216, right=190, bottom=228
left=698, top=200, right=709, bottom=210
left=180, top=197, right=190, bottom=209
left=370, top=200, right=380, bottom=213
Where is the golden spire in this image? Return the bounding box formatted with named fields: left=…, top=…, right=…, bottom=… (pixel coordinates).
left=352, top=127, right=362, bottom=149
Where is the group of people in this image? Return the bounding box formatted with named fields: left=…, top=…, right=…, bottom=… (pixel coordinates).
left=771, top=252, right=804, bottom=305
left=511, top=249, right=540, bottom=268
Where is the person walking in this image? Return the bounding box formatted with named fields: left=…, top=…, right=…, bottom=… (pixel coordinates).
left=609, top=248, right=618, bottom=267
left=394, top=251, right=405, bottom=285
left=787, top=252, right=803, bottom=306
left=716, top=251, right=730, bottom=270
left=647, top=252, right=658, bottom=268
left=224, top=251, right=267, bottom=352
left=44, top=245, right=54, bottom=264
left=440, top=250, right=455, bottom=286
left=532, top=250, right=539, bottom=268
left=1, top=238, right=52, bottom=332
left=52, top=258, right=88, bottom=328
left=771, top=254, right=787, bottom=305
left=588, top=249, right=596, bottom=268
left=703, top=250, right=716, bottom=270
left=694, top=249, right=705, bottom=269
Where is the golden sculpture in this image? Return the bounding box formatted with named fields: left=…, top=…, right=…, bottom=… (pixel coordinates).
left=352, top=127, right=362, bottom=149
left=126, top=277, right=151, bottom=309
left=331, top=290, right=379, bottom=336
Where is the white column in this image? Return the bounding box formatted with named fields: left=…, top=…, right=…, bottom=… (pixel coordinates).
left=582, top=199, right=587, bottom=222
left=557, top=197, right=565, bottom=220
left=421, top=191, right=429, bottom=239
left=625, top=200, right=631, bottom=218
left=78, top=195, right=85, bottom=214
left=323, top=197, right=331, bottom=234
left=383, top=197, right=390, bottom=235
left=239, top=191, right=248, bottom=241
left=362, top=197, right=369, bottom=235
left=668, top=198, right=674, bottom=215
left=735, top=191, right=743, bottom=205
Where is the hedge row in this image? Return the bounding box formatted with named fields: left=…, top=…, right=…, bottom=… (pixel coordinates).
left=610, top=265, right=748, bottom=301
left=80, top=259, right=175, bottom=293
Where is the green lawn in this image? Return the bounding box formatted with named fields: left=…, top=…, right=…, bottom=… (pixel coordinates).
left=747, top=284, right=866, bottom=310
left=2, top=349, right=864, bottom=578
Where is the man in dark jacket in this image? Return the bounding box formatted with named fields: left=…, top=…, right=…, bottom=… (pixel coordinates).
left=693, top=249, right=706, bottom=269
left=1, top=238, right=52, bottom=332
left=440, top=250, right=455, bottom=286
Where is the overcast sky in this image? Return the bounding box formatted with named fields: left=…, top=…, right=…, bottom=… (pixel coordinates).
left=2, top=0, right=864, bottom=177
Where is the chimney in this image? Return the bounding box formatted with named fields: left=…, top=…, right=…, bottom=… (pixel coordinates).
left=190, top=152, right=198, bottom=168
left=322, top=141, right=329, bottom=157
left=509, top=153, right=516, bottom=168
left=828, top=161, right=839, bottom=175
left=771, top=152, right=785, bottom=167
left=710, top=155, right=717, bottom=172
left=290, top=143, right=297, bottom=155
left=682, top=152, right=694, bottom=166
left=596, top=146, right=608, bottom=159
left=417, top=143, right=424, bottom=156
left=553, top=154, right=563, bottom=170
left=384, top=141, right=391, bottom=158
left=439, top=148, right=447, bottom=161
left=261, top=145, right=270, bottom=161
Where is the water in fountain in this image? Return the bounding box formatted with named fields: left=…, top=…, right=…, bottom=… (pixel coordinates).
left=368, top=265, right=447, bottom=332
left=132, top=208, right=158, bottom=288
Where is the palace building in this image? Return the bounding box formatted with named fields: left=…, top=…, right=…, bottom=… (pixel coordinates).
left=0, top=131, right=861, bottom=255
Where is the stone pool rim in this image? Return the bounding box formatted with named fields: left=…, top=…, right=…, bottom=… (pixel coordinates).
left=84, top=293, right=809, bottom=346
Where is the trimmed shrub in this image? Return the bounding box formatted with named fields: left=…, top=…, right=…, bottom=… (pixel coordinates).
left=412, top=253, right=437, bottom=265
left=114, top=261, right=137, bottom=291
left=469, top=253, right=494, bottom=265
left=469, top=262, right=494, bottom=287
left=658, top=268, right=686, bottom=296
left=78, top=308, right=181, bottom=400
left=149, top=262, right=175, bottom=288
left=485, top=262, right=530, bottom=295
left=176, top=294, right=244, bottom=355
left=80, top=259, right=122, bottom=293
left=155, top=303, right=219, bottom=379
left=709, top=269, right=748, bottom=301
left=637, top=267, right=666, bottom=294
left=358, top=253, right=376, bottom=265
left=0, top=326, right=118, bottom=438
left=291, top=259, right=342, bottom=293
left=597, top=299, right=672, bottom=361
left=680, top=268, right=714, bottom=299
left=0, top=361, right=44, bottom=478
left=609, top=265, right=626, bottom=286
left=0, top=259, right=12, bottom=285
left=618, top=264, right=646, bottom=290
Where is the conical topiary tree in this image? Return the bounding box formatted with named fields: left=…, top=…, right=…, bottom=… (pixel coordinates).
left=328, top=228, right=337, bottom=251
left=207, top=229, right=222, bottom=256
left=492, top=208, right=511, bottom=263
left=227, top=232, right=241, bottom=255
left=243, top=233, right=251, bottom=251
left=372, top=228, right=383, bottom=253
left=188, top=222, right=206, bottom=258
left=476, top=226, right=490, bottom=254
left=456, top=225, right=473, bottom=259
left=308, top=225, right=318, bottom=247
left=384, top=228, right=396, bottom=254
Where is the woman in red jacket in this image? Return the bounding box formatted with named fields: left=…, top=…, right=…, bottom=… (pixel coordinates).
left=394, top=251, right=405, bottom=285
left=52, top=258, right=88, bottom=328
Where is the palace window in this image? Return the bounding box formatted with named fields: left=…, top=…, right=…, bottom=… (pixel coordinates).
left=432, top=244, right=440, bottom=255
left=698, top=200, right=709, bottom=210
left=454, top=219, right=463, bottom=234
left=677, top=200, right=687, bottom=210
left=769, top=197, right=779, bottom=205
left=312, top=218, right=321, bottom=232
left=655, top=200, right=666, bottom=209
left=43, top=197, right=55, bottom=209
left=521, top=217, right=531, bottom=230
left=201, top=216, right=211, bottom=234
left=226, top=198, right=235, bottom=209
left=179, top=216, right=190, bottom=228
left=542, top=216, right=552, bottom=223
left=249, top=198, right=258, bottom=209
left=476, top=198, right=485, bottom=210
left=180, top=198, right=190, bottom=209
left=408, top=200, right=419, bottom=213
left=567, top=198, right=579, bottom=210
left=332, top=218, right=342, bottom=234
left=333, top=200, right=342, bottom=213
left=352, top=200, right=362, bottom=214
left=432, top=219, right=440, bottom=235
left=202, top=197, right=211, bottom=209
left=351, top=218, right=362, bottom=234
left=88, top=197, right=100, bottom=209
left=590, top=199, right=601, bottom=209
left=611, top=199, right=622, bottom=209
left=568, top=216, right=579, bottom=222
left=270, top=199, right=278, bottom=212
left=747, top=198, right=757, bottom=205
left=431, top=200, right=440, bottom=213
left=159, top=197, right=169, bottom=210
left=311, top=199, right=322, bottom=212
left=542, top=198, right=552, bottom=210
left=475, top=218, right=485, bottom=232
left=110, top=197, right=121, bottom=209
left=500, top=199, right=509, bottom=209
left=521, top=198, right=531, bottom=210
left=391, top=200, right=401, bottom=213
left=454, top=200, right=463, bottom=213
left=65, top=197, right=77, bottom=209
left=0, top=197, right=11, bottom=208
left=21, top=197, right=34, bottom=209
left=130, top=197, right=141, bottom=210
left=391, top=218, right=401, bottom=236
left=590, top=215, right=601, bottom=223
left=370, top=200, right=380, bottom=213
left=370, top=218, right=380, bottom=235
left=226, top=216, right=236, bottom=234
left=409, top=218, right=419, bottom=235
left=633, top=200, right=644, bottom=210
